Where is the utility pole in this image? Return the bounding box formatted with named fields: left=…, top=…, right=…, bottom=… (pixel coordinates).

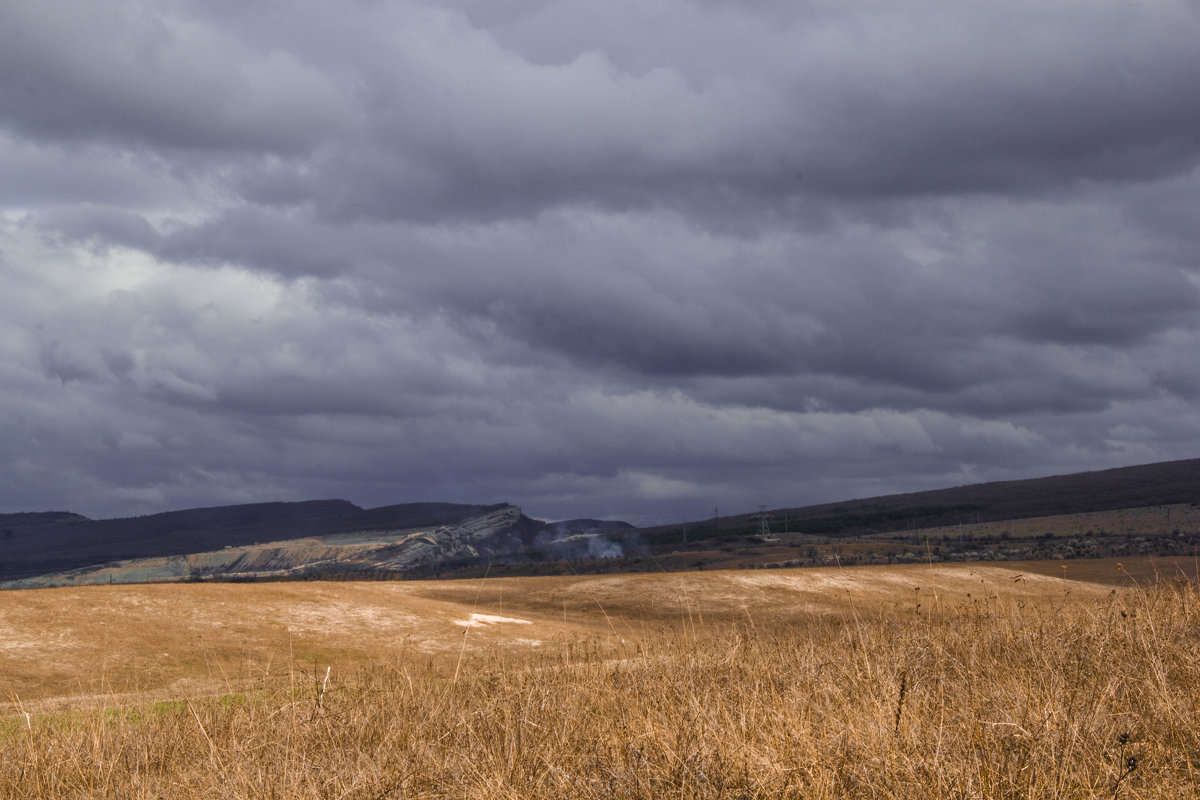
left=714, top=505, right=719, bottom=532
left=754, top=505, right=771, bottom=537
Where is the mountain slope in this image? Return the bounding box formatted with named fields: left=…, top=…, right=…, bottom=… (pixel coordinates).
left=0, top=503, right=552, bottom=589
left=3, top=457, right=1199, bottom=586
left=0, top=500, right=524, bottom=582
left=645, top=457, right=1200, bottom=539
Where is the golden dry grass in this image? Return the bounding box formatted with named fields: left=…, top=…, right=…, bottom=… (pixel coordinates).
left=3, top=561, right=1198, bottom=798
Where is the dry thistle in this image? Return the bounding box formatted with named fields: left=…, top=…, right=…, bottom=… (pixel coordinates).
left=1112, top=732, right=1139, bottom=799
left=894, top=670, right=908, bottom=737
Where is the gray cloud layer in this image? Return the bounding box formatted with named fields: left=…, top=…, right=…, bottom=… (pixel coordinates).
left=2, top=0, right=1200, bottom=523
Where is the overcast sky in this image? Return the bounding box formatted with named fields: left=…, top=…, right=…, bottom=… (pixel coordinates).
left=2, top=0, right=1199, bottom=524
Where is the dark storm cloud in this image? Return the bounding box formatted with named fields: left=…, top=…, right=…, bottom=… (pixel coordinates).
left=34, top=205, right=160, bottom=252
left=0, top=136, right=187, bottom=209
left=0, top=0, right=348, bottom=154
left=2, top=0, right=1200, bottom=523
left=199, top=0, right=1200, bottom=225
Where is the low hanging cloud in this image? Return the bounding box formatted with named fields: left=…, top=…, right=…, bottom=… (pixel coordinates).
left=2, top=0, right=1200, bottom=524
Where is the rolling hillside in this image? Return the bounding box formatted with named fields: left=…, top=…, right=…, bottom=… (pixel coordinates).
left=3, top=457, right=1200, bottom=586
left=0, top=501, right=537, bottom=585
left=646, top=457, right=1200, bottom=539
left=4, top=561, right=1199, bottom=798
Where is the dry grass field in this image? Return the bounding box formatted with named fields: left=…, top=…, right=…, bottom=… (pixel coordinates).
left=3, top=559, right=1198, bottom=798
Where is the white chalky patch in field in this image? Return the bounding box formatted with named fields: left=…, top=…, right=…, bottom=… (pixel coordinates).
left=454, top=613, right=533, bottom=628
left=283, top=601, right=425, bottom=633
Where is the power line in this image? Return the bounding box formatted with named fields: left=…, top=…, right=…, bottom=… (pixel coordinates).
left=753, top=504, right=771, bottom=537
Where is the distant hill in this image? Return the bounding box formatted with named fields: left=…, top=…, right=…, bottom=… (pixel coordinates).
left=0, top=511, right=87, bottom=527
left=4, top=457, right=1199, bottom=586
left=644, top=457, right=1200, bottom=539
left=0, top=500, right=511, bottom=582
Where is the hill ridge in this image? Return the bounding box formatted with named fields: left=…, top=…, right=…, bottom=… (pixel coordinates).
left=4, top=457, right=1199, bottom=585
left=645, top=457, right=1200, bottom=536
